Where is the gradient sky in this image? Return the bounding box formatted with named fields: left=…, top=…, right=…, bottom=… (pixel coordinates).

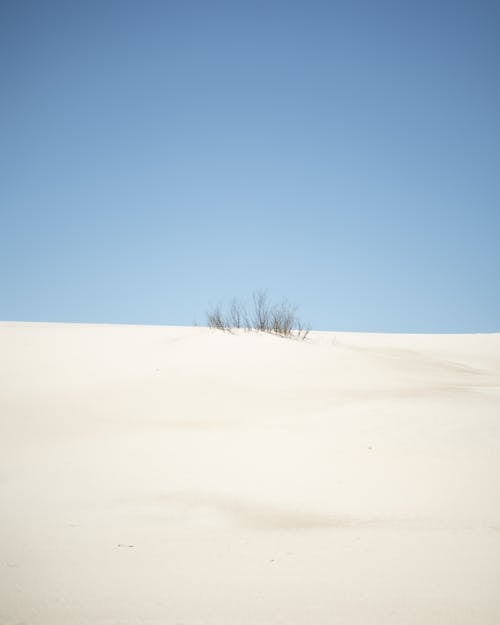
left=1, top=0, right=499, bottom=332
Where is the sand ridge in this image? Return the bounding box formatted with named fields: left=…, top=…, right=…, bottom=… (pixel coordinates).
left=1, top=322, right=500, bottom=624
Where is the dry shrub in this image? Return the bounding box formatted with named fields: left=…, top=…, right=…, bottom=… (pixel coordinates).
left=207, top=290, right=310, bottom=340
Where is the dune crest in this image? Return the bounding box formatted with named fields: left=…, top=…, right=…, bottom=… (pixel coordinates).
left=1, top=322, right=500, bottom=625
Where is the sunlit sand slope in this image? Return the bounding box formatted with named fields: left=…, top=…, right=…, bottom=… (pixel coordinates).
left=1, top=322, right=500, bottom=625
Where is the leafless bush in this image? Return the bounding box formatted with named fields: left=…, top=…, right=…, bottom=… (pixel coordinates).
left=229, top=298, right=242, bottom=329
left=270, top=298, right=297, bottom=337
left=206, top=291, right=310, bottom=340
left=206, top=305, right=225, bottom=330
left=252, top=290, right=271, bottom=332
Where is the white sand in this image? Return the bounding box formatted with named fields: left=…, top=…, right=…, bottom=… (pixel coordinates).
left=1, top=321, right=500, bottom=625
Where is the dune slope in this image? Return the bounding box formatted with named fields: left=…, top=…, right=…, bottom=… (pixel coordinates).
left=1, top=322, right=500, bottom=625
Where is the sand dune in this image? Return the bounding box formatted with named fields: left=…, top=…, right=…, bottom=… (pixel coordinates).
left=1, top=321, right=500, bottom=624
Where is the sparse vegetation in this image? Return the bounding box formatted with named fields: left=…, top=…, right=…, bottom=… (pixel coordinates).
left=207, top=290, right=310, bottom=340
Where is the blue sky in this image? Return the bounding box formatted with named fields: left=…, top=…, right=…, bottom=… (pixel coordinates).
left=1, top=0, right=499, bottom=332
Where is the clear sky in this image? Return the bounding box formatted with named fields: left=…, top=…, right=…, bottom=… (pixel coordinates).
left=1, top=0, right=499, bottom=332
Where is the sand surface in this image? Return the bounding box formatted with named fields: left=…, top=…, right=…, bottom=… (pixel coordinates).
left=1, top=322, right=500, bottom=625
